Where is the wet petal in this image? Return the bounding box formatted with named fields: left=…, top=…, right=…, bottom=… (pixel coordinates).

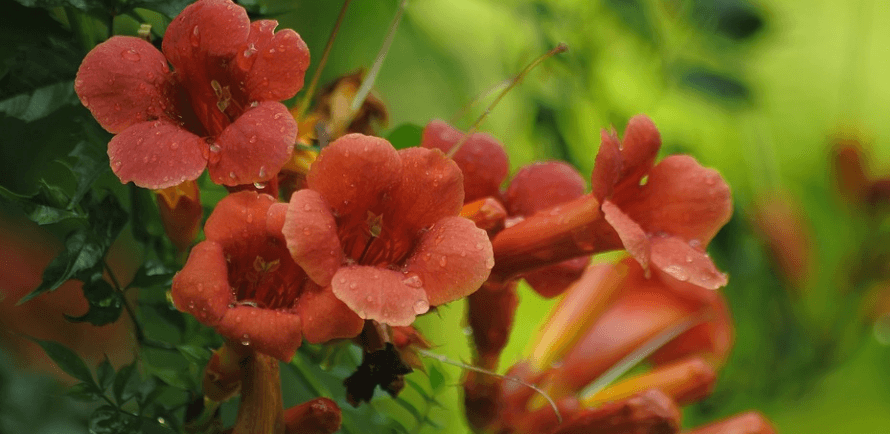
left=162, top=0, right=250, bottom=69
left=404, top=216, right=493, bottom=306
left=208, top=101, right=296, bottom=186
left=171, top=241, right=234, bottom=326
left=107, top=120, right=206, bottom=189
left=602, top=200, right=650, bottom=271
left=239, top=20, right=310, bottom=101
left=75, top=36, right=174, bottom=134
left=282, top=189, right=343, bottom=287
left=307, top=134, right=402, bottom=218
left=385, top=147, right=465, bottom=241
left=523, top=256, right=590, bottom=298
left=649, top=235, right=728, bottom=291
left=504, top=161, right=586, bottom=217
left=296, top=284, right=364, bottom=343
left=590, top=129, right=622, bottom=201
left=331, top=265, right=428, bottom=326
left=421, top=120, right=509, bottom=202
left=216, top=305, right=302, bottom=361
left=204, top=191, right=276, bottom=248
left=616, top=155, right=732, bottom=244
left=613, top=114, right=661, bottom=193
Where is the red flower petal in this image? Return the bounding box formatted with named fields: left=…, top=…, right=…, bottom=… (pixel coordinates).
left=650, top=235, right=728, bottom=291
left=162, top=0, right=250, bottom=69
left=295, top=284, right=364, bottom=343
left=421, top=120, right=509, bottom=202
left=107, top=120, right=207, bottom=189
left=613, top=115, right=661, bottom=194
left=615, top=155, right=732, bottom=245
left=331, top=265, right=428, bottom=326
left=650, top=290, right=733, bottom=367
left=282, top=189, right=343, bottom=287
left=307, top=134, right=402, bottom=219
left=75, top=36, right=174, bottom=134
left=171, top=241, right=234, bottom=326
left=404, top=216, right=493, bottom=306
left=208, top=101, right=295, bottom=186
left=385, top=147, right=464, bottom=241
left=216, top=305, right=302, bottom=361
left=590, top=129, right=622, bottom=201
left=204, top=191, right=275, bottom=247
left=602, top=200, right=650, bottom=271
left=238, top=20, right=310, bottom=101
left=522, top=256, right=589, bottom=298
left=504, top=161, right=586, bottom=217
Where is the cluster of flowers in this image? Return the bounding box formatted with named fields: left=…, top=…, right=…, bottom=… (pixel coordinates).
left=73, top=0, right=776, bottom=432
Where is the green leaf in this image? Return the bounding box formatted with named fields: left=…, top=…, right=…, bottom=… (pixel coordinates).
left=129, top=0, right=193, bottom=19
left=603, top=0, right=655, bottom=44
left=18, top=229, right=103, bottom=304
left=65, top=277, right=123, bottom=326
left=428, top=363, right=445, bottom=391
left=385, top=123, right=423, bottom=149
left=177, top=345, right=211, bottom=367
left=690, top=0, right=765, bottom=41
left=0, top=181, right=85, bottom=225
left=62, top=141, right=109, bottom=209
left=66, top=382, right=103, bottom=402
left=84, top=193, right=129, bottom=248
left=32, top=339, right=95, bottom=385
left=675, top=63, right=751, bottom=106
left=128, top=261, right=175, bottom=289
left=97, top=355, right=115, bottom=391
left=89, top=405, right=142, bottom=434
left=393, top=397, right=423, bottom=423
left=0, top=80, right=79, bottom=122
left=113, top=362, right=140, bottom=405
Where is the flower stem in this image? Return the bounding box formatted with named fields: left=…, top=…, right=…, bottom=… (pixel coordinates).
left=349, top=0, right=409, bottom=114
left=295, top=0, right=354, bottom=120
left=446, top=43, right=568, bottom=158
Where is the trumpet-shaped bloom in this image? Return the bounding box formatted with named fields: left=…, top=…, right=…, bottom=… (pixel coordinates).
left=75, top=0, right=308, bottom=189
left=282, top=134, right=494, bottom=326
left=171, top=191, right=362, bottom=361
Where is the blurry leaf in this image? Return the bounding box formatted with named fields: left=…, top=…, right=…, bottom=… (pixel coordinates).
left=691, top=0, right=765, bottom=41
left=0, top=80, right=79, bottom=122
left=177, top=345, right=211, bottom=367
left=137, top=378, right=168, bottom=407
left=128, top=0, right=193, bottom=18
left=428, top=363, right=445, bottom=391
left=394, top=396, right=423, bottom=423
left=114, top=362, right=140, bottom=405
left=65, top=277, right=124, bottom=326
left=13, top=0, right=96, bottom=11
left=32, top=339, right=95, bottom=385
left=66, top=381, right=103, bottom=402
left=0, top=181, right=85, bottom=225
left=97, top=355, right=115, bottom=390
left=19, top=229, right=103, bottom=304
left=675, top=63, right=751, bottom=105
left=603, top=0, right=655, bottom=44
left=128, top=261, right=175, bottom=289
left=386, top=123, right=423, bottom=149
left=63, top=141, right=109, bottom=209
left=89, top=405, right=142, bottom=434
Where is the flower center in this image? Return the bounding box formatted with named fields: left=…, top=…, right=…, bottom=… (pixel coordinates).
left=226, top=237, right=306, bottom=310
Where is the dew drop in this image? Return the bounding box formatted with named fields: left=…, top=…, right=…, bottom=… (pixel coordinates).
left=197, top=283, right=204, bottom=293
left=253, top=182, right=266, bottom=189
left=120, top=48, right=140, bottom=61
left=273, top=112, right=283, bottom=120
left=413, top=299, right=429, bottom=314
left=439, top=256, right=448, bottom=267
left=402, top=274, right=423, bottom=288
left=248, top=135, right=257, bottom=144
left=209, top=144, right=221, bottom=153
left=475, top=242, right=485, bottom=250
left=190, top=26, right=200, bottom=47
left=485, top=257, right=495, bottom=269
left=366, top=295, right=373, bottom=302
left=349, top=282, right=357, bottom=289
left=241, top=334, right=251, bottom=346
left=688, top=239, right=702, bottom=249
left=258, top=166, right=266, bottom=178
left=113, top=103, right=121, bottom=111
left=187, top=301, right=195, bottom=309
left=229, top=172, right=236, bottom=179
left=302, top=227, right=311, bottom=235
left=170, top=142, right=179, bottom=150
left=142, top=156, right=149, bottom=163
left=664, top=265, right=690, bottom=282
left=339, top=277, right=347, bottom=284
left=246, top=213, right=254, bottom=223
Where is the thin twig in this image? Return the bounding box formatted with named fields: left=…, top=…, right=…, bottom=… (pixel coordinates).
left=295, top=0, right=354, bottom=119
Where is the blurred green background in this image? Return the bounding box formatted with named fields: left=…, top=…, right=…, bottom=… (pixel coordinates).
left=3, top=0, right=890, bottom=433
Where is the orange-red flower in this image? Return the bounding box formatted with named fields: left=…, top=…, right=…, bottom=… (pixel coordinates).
left=282, top=134, right=494, bottom=326
left=75, top=0, right=308, bottom=189
left=171, top=191, right=362, bottom=361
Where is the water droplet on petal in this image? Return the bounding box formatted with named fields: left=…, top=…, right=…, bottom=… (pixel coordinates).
left=349, top=282, right=357, bottom=289
left=190, top=26, right=200, bottom=47
left=248, top=135, right=257, bottom=144
left=339, top=277, right=347, bottom=284
left=439, top=256, right=448, bottom=267
left=413, top=299, right=429, bottom=315
left=302, top=227, right=311, bottom=235
left=664, top=265, right=690, bottom=282
left=120, top=48, right=140, bottom=61
left=303, top=203, right=312, bottom=211
left=688, top=239, right=702, bottom=249
left=170, top=142, right=179, bottom=150
left=209, top=144, right=221, bottom=153
left=402, top=274, right=423, bottom=288
left=229, top=172, right=236, bottom=179
left=253, top=181, right=266, bottom=189
left=241, top=334, right=251, bottom=346
left=258, top=166, right=266, bottom=178
left=246, top=213, right=254, bottom=223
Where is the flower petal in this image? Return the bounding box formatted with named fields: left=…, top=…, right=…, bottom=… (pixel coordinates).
left=107, top=120, right=206, bottom=189
left=522, top=256, right=590, bottom=299
left=386, top=147, right=464, bottom=239
left=650, top=290, right=733, bottom=367
left=216, top=305, right=302, bottom=361
left=307, top=134, right=402, bottom=219
left=282, top=189, right=343, bottom=287
left=331, top=265, right=428, bottom=326
left=614, top=114, right=661, bottom=193
left=590, top=129, right=622, bottom=201
left=504, top=161, right=586, bottom=217
left=421, top=120, right=509, bottom=202
left=602, top=200, right=650, bottom=271
left=650, top=235, right=728, bottom=291
left=162, top=0, right=250, bottom=69
left=296, top=283, right=364, bottom=343
left=404, top=216, right=493, bottom=306
left=171, top=241, right=234, bottom=326
left=75, top=36, right=174, bottom=134
left=208, top=101, right=296, bottom=186
left=239, top=20, right=310, bottom=101
left=204, top=191, right=276, bottom=247
left=616, top=155, right=732, bottom=244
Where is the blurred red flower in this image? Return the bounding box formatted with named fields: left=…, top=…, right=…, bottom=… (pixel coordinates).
left=75, top=0, right=308, bottom=189
left=282, top=134, right=494, bottom=326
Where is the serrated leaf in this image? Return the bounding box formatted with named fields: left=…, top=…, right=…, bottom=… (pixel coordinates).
left=32, top=339, right=95, bottom=385
left=386, top=123, right=423, bottom=149
left=66, top=277, right=123, bottom=326
left=97, top=355, right=115, bottom=390
left=18, top=229, right=103, bottom=304
left=114, top=362, right=140, bottom=405
left=0, top=80, right=79, bottom=122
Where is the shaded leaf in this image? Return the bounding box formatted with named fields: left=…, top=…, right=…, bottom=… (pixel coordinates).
left=0, top=181, right=84, bottom=225
left=18, top=229, right=102, bottom=304
left=65, top=276, right=124, bottom=326
left=97, top=355, right=115, bottom=390
left=428, top=363, right=445, bottom=391
left=691, top=0, right=765, bottom=41
left=129, top=0, right=194, bottom=19
left=128, top=261, right=175, bottom=289
left=177, top=345, right=211, bottom=367
left=114, top=362, right=140, bottom=405
left=676, top=64, right=751, bottom=105
left=0, top=80, right=79, bottom=122
left=63, top=140, right=109, bottom=209
left=89, top=405, right=142, bottom=434
left=66, top=382, right=103, bottom=402
left=603, top=0, right=655, bottom=44
left=32, top=339, right=95, bottom=385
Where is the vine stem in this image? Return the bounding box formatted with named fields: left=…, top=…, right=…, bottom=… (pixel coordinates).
left=103, top=261, right=175, bottom=351
left=295, top=0, right=354, bottom=120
